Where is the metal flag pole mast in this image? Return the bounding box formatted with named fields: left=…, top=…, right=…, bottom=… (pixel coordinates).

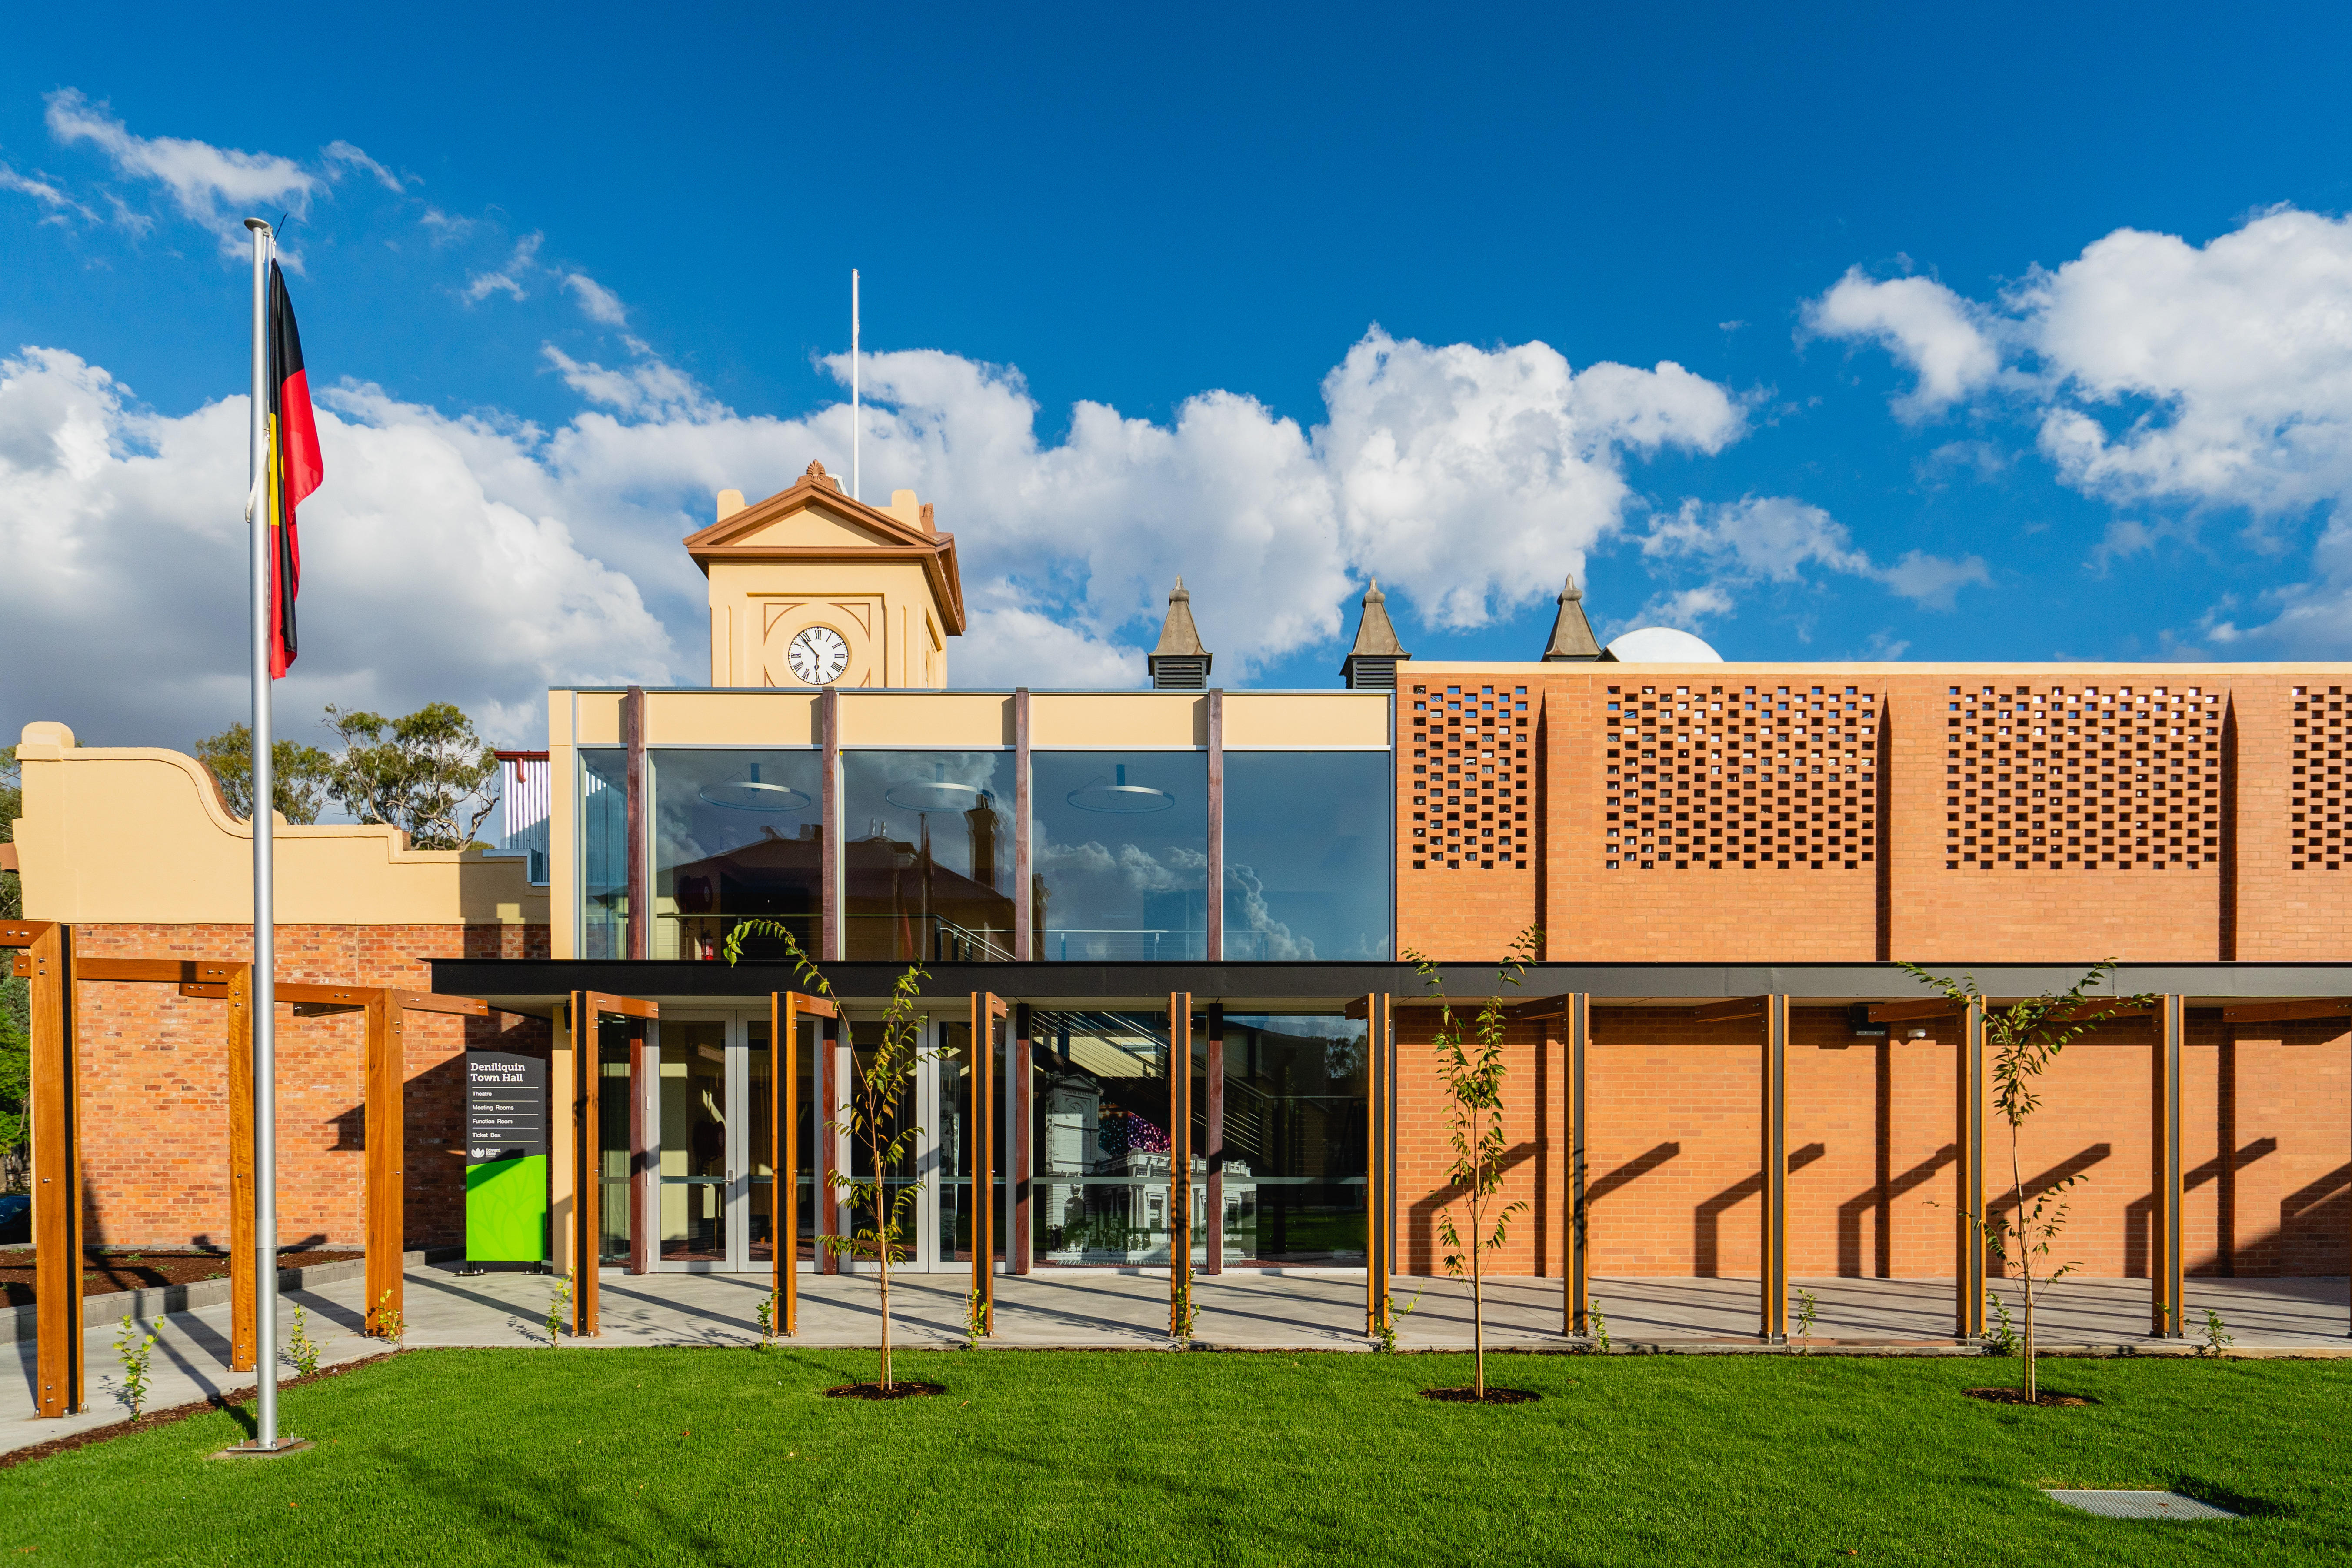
left=239, top=215, right=286, bottom=1452
left=850, top=268, right=860, bottom=503
left=861, top=268, right=870, bottom=503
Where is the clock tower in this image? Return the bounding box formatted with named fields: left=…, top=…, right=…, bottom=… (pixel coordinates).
left=684, top=461, right=966, bottom=688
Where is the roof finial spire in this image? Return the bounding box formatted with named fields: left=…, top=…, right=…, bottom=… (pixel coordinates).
left=1542, top=569, right=1608, bottom=662
left=1149, top=576, right=1211, bottom=689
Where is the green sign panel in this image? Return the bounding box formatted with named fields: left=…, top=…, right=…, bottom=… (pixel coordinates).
left=466, top=1051, right=549, bottom=1263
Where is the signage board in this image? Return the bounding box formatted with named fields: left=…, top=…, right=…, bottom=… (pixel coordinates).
left=465, top=1050, right=550, bottom=1264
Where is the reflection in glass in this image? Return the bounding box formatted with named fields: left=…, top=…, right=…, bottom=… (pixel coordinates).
left=651, top=750, right=823, bottom=961
left=843, top=752, right=1016, bottom=962
left=1222, top=752, right=1392, bottom=960
left=581, top=750, right=630, bottom=961
left=937, top=1022, right=1004, bottom=1265
left=596, top=1019, right=632, bottom=1262
left=1023, top=1010, right=1186, bottom=1266
left=1032, top=752, right=1208, bottom=961
left=843, top=1021, right=921, bottom=1263
left=1216, top=1015, right=1367, bottom=1263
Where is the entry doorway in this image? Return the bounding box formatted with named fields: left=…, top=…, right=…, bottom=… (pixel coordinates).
left=650, top=1012, right=775, bottom=1272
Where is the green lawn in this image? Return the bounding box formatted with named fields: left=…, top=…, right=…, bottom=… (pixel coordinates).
left=4, top=1348, right=2344, bottom=1565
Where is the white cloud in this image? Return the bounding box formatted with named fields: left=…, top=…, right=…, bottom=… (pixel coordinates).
left=1823, top=206, right=2352, bottom=652
left=1640, top=495, right=1988, bottom=617
left=562, top=272, right=628, bottom=326
left=1320, top=330, right=1746, bottom=629
left=0, top=346, right=671, bottom=747
left=0, top=161, right=94, bottom=222
left=463, top=234, right=543, bottom=305
left=1805, top=267, right=2002, bottom=419
left=44, top=89, right=318, bottom=227
left=0, top=322, right=1770, bottom=745
left=321, top=140, right=404, bottom=193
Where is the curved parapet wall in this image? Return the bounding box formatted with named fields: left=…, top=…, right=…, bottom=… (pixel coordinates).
left=13, top=720, right=547, bottom=927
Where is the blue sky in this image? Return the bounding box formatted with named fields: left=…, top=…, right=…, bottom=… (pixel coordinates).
left=7, top=2, right=2352, bottom=747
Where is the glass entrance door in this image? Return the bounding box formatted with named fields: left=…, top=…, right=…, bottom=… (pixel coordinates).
left=659, top=1018, right=736, bottom=1268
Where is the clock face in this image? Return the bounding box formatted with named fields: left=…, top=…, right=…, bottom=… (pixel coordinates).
left=787, top=625, right=850, bottom=685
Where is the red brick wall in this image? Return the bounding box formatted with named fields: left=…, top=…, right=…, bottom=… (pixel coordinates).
left=1397, top=665, right=2352, bottom=964
left=1396, top=1004, right=2349, bottom=1281
left=71, top=922, right=549, bottom=1252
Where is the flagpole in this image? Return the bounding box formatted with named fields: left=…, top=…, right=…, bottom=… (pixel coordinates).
left=850, top=267, right=860, bottom=503
left=861, top=270, right=870, bottom=503
left=241, top=215, right=284, bottom=1451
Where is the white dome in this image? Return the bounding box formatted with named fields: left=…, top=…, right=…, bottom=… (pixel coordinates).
left=1606, top=626, right=1724, bottom=663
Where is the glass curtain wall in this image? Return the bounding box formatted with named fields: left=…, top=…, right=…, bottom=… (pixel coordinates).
left=1216, top=1015, right=1368, bottom=1264
left=1031, top=752, right=1209, bottom=961
left=650, top=750, right=823, bottom=961
left=1025, top=1010, right=1180, bottom=1266
left=936, top=1021, right=1003, bottom=1266
left=843, top=752, right=1017, bottom=962
left=581, top=750, right=630, bottom=960
left=1221, top=752, right=1391, bottom=960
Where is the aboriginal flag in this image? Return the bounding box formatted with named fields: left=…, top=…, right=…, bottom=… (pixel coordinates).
left=263, top=260, right=323, bottom=678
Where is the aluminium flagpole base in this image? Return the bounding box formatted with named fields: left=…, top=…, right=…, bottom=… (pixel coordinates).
left=211, top=1437, right=313, bottom=1459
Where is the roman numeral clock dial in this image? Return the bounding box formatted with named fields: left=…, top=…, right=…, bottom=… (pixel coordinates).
left=787, top=625, right=850, bottom=685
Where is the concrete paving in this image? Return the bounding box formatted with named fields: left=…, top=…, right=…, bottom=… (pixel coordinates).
left=7, top=1266, right=2345, bottom=1455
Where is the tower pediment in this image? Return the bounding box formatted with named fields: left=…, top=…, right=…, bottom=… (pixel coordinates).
left=690, top=462, right=965, bottom=688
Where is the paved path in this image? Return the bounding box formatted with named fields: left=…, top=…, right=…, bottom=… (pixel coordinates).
left=7, top=1268, right=2344, bottom=1455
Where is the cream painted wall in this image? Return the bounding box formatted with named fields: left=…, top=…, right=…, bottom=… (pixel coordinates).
left=13, top=721, right=546, bottom=927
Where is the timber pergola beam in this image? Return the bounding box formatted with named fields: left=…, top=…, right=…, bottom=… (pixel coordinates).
left=969, top=992, right=1010, bottom=1335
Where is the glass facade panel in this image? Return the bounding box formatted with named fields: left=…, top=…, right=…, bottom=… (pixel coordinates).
left=1026, top=1010, right=1179, bottom=1266
left=651, top=749, right=823, bottom=961
left=1222, top=752, right=1391, bottom=960
left=1216, top=1015, right=1367, bottom=1264
left=842, top=1020, right=922, bottom=1264
left=581, top=749, right=630, bottom=961
left=843, top=751, right=1016, bottom=962
left=1032, top=752, right=1209, bottom=961
left=936, top=1022, right=1004, bottom=1265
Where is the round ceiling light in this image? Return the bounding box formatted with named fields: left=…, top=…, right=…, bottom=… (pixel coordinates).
left=1066, top=763, right=1175, bottom=814
left=698, top=763, right=813, bottom=812
left=886, top=762, right=989, bottom=814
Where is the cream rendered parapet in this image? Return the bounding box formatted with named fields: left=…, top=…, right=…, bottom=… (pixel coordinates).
left=13, top=720, right=546, bottom=927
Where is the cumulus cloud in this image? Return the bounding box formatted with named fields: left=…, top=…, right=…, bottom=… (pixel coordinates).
left=1821, top=206, right=2352, bottom=652
left=1638, top=495, right=1988, bottom=623
left=1, top=307, right=1797, bottom=746
left=1805, top=268, right=2002, bottom=418
left=44, top=89, right=318, bottom=228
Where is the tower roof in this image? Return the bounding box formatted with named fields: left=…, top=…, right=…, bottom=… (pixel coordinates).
left=1346, top=579, right=1409, bottom=659
left=1152, top=577, right=1208, bottom=657
left=1542, top=572, right=1608, bottom=662
left=1148, top=577, right=1212, bottom=688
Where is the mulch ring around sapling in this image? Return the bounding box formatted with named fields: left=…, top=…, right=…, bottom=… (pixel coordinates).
left=824, top=1381, right=948, bottom=1401
left=1963, top=1386, right=2099, bottom=1407
left=1419, top=1387, right=1541, bottom=1405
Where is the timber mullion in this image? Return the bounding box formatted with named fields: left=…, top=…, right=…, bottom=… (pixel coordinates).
left=1204, top=1006, right=1223, bottom=1277
left=364, top=991, right=405, bottom=1338
left=777, top=992, right=794, bottom=1334
left=30, top=922, right=83, bottom=1417
left=1760, top=995, right=1788, bottom=1342
left=1956, top=1000, right=1986, bottom=1340
left=2154, top=996, right=2185, bottom=1338
left=571, top=991, right=599, bottom=1337
left=1564, top=993, right=1589, bottom=1337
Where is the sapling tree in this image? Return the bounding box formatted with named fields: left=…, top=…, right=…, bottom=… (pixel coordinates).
left=727, top=919, right=931, bottom=1392
left=1901, top=959, right=2154, bottom=1401
left=1406, top=925, right=1540, bottom=1400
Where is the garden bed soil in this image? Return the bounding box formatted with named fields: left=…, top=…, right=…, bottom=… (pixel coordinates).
left=0, top=1248, right=361, bottom=1308
left=1420, top=1387, right=1541, bottom=1405
left=825, top=1382, right=947, bottom=1401
left=1963, top=1386, right=2098, bottom=1407
left=0, top=1354, right=390, bottom=1470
